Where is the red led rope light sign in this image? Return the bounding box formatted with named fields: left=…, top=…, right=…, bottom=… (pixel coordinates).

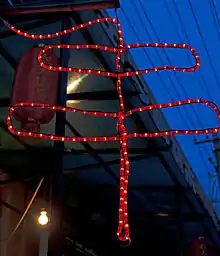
left=3, top=17, right=220, bottom=242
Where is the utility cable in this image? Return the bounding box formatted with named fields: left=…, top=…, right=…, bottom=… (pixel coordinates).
left=125, top=1, right=210, bottom=171
left=166, top=1, right=213, bottom=101
left=137, top=0, right=214, bottom=170
left=168, top=0, right=219, bottom=195
left=186, top=0, right=220, bottom=187
left=187, top=0, right=220, bottom=92
left=165, top=0, right=214, bottom=167
left=120, top=8, right=191, bottom=129
left=136, top=0, right=207, bottom=131
left=209, top=0, right=220, bottom=42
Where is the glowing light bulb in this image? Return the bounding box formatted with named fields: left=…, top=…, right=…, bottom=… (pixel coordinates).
left=38, top=209, right=49, bottom=226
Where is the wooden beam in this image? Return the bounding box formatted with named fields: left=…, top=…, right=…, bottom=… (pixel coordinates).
left=0, top=1, right=120, bottom=16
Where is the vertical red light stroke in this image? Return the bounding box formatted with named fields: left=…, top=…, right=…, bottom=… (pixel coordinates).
left=3, top=17, right=220, bottom=242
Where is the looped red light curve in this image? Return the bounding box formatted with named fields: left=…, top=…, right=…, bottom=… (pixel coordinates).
left=38, top=42, right=200, bottom=77
left=3, top=17, right=219, bottom=242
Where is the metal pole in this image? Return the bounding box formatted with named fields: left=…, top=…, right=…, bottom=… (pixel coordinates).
left=50, top=18, right=70, bottom=254
left=212, top=134, right=220, bottom=184
left=194, top=134, right=220, bottom=197
left=54, top=17, right=70, bottom=201
left=176, top=191, right=183, bottom=256
left=39, top=229, right=49, bottom=256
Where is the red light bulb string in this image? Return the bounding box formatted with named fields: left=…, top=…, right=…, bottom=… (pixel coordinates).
left=115, top=32, right=130, bottom=238
left=3, top=17, right=220, bottom=242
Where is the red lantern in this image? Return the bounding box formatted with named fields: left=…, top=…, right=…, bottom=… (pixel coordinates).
left=10, top=46, right=59, bottom=131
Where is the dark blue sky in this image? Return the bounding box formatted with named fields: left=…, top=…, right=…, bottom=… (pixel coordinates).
left=109, top=0, right=220, bottom=212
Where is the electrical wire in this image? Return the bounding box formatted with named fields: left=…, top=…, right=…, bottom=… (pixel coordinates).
left=138, top=0, right=216, bottom=173
left=120, top=8, right=190, bottom=125
left=124, top=1, right=210, bottom=171
left=166, top=1, right=220, bottom=198
left=136, top=0, right=208, bottom=131
left=209, top=0, right=220, bottom=42
left=119, top=6, right=189, bottom=128
left=187, top=0, right=220, bottom=92
left=0, top=177, right=44, bottom=243
left=170, top=1, right=216, bottom=170
left=165, top=1, right=215, bottom=171
left=113, top=2, right=216, bottom=185
left=166, top=1, right=213, bottom=101
left=173, top=0, right=220, bottom=167
left=143, top=0, right=217, bottom=188
left=186, top=0, right=220, bottom=192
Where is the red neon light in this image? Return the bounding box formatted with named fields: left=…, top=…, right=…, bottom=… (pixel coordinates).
left=3, top=17, right=220, bottom=242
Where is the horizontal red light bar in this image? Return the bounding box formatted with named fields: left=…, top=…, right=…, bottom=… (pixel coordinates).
left=8, top=99, right=220, bottom=141
left=38, top=42, right=200, bottom=77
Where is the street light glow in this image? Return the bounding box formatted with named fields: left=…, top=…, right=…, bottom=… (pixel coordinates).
left=38, top=209, right=49, bottom=226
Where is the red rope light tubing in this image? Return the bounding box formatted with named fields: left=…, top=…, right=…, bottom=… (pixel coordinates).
left=3, top=17, right=220, bottom=242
